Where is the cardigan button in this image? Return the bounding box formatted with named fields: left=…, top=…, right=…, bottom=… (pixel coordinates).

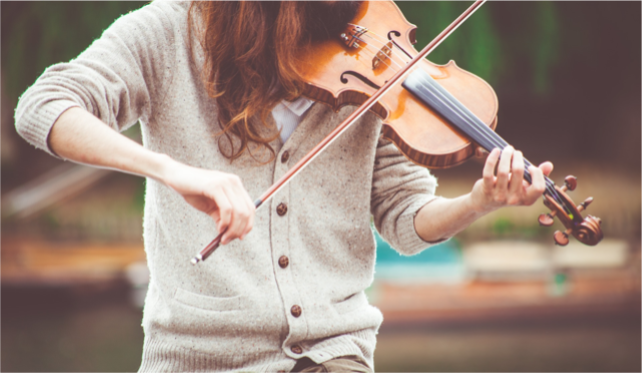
left=281, top=150, right=290, bottom=163
left=278, top=256, right=289, bottom=268
left=277, top=203, right=288, bottom=216
left=291, top=345, right=303, bottom=355
left=291, top=305, right=302, bottom=318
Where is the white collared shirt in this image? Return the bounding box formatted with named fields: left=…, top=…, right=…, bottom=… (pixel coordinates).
left=271, top=96, right=315, bottom=143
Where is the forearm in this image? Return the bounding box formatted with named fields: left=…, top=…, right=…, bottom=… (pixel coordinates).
left=49, top=107, right=173, bottom=182
left=413, top=146, right=552, bottom=243
left=413, top=193, right=493, bottom=243
left=48, top=107, right=255, bottom=242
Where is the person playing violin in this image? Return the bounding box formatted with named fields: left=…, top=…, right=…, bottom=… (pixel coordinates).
left=15, top=1, right=552, bottom=372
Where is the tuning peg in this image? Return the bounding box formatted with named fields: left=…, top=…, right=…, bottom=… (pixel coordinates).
left=538, top=212, right=555, bottom=226
left=554, top=228, right=572, bottom=246
left=578, top=197, right=593, bottom=212
left=563, top=176, right=577, bottom=192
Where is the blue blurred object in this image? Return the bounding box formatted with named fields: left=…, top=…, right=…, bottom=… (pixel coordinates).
left=373, top=229, right=467, bottom=284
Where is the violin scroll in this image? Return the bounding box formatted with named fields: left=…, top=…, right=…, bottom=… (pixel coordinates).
left=538, top=175, right=603, bottom=246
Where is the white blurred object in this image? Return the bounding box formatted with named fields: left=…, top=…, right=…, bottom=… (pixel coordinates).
left=375, top=264, right=467, bottom=285
left=1, top=164, right=111, bottom=219
left=464, top=241, right=550, bottom=274
left=125, top=261, right=150, bottom=308
left=552, top=238, right=628, bottom=268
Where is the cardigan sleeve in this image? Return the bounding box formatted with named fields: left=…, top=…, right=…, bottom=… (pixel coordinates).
left=14, top=1, right=181, bottom=157
left=370, top=137, right=445, bottom=256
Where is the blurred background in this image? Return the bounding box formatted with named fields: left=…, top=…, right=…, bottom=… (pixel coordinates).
left=1, top=1, right=640, bottom=372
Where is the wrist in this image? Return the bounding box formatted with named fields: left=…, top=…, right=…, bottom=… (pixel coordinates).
left=152, top=153, right=180, bottom=185
left=466, top=191, right=495, bottom=215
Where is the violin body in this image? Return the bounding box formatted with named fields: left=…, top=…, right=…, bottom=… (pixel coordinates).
left=298, top=0, right=498, bottom=169
left=297, top=0, right=603, bottom=247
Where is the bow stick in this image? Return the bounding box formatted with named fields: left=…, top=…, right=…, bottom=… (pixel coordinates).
left=191, top=0, right=486, bottom=264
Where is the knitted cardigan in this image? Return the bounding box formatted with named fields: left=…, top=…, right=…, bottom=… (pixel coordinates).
left=14, top=1, right=439, bottom=372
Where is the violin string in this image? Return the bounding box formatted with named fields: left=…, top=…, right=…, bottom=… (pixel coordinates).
left=423, top=82, right=566, bottom=209
left=346, top=24, right=411, bottom=67
left=411, top=73, right=568, bottom=210
left=362, top=35, right=408, bottom=68
left=416, top=84, right=565, bottom=209
left=356, top=27, right=417, bottom=62
left=352, top=37, right=405, bottom=70
left=340, top=35, right=406, bottom=88
left=413, top=75, right=565, bottom=205
left=360, top=32, right=411, bottom=67
left=345, top=32, right=568, bottom=211
left=351, top=43, right=566, bottom=210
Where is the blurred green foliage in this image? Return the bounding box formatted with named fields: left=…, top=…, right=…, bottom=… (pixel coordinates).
left=396, top=1, right=560, bottom=93
left=2, top=2, right=147, bottom=99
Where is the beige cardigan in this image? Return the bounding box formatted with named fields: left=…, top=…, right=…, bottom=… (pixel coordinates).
left=15, top=1, right=439, bottom=372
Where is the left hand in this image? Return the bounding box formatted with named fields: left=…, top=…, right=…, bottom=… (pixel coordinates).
left=470, top=146, right=553, bottom=213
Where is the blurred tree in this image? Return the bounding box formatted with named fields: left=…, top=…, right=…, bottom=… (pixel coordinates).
left=2, top=2, right=146, bottom=99
left=396, top=1, right=560, bottom=95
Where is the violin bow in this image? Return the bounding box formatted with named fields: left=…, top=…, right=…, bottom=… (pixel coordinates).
left=191, top=0, right=486, bottom=264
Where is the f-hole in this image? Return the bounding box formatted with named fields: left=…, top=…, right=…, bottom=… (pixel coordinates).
left=340, top=71, right=381, bottom=90
left=387, top=30, right=413, bottom=59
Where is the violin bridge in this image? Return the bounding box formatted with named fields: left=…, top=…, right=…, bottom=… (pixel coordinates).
left=373, top=41, right=393, bottom=70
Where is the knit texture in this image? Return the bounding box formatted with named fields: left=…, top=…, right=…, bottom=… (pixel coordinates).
left=14, top=1, right=440, bottom=372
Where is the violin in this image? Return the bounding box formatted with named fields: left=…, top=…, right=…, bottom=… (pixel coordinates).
left=191, top=0, right=602, bottom=264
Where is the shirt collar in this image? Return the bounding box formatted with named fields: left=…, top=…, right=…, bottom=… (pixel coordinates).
left=281, top=96, right=315, bottom=117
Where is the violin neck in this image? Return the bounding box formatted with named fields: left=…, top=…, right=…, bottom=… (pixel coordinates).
left=403, top=68, right=566, bottom=208
left=403, top=69, right=506, bottom=151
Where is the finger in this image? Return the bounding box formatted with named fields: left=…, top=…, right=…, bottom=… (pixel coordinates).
left=508, top=150, right=525, bottom=202
left=525, top=165, right=546, bottom=204
left=539, top=161, right=554, bottom=177
left=221, top=185, right=250, bottom=244
left=231, top=177, right=255, bottom=241
left=495, top=146, right=514, bottom=194
left=241, top=195, right=255, bottom=240
left=206, top=187, right=233, bottom=234
left=482, top=148, right=501, bottom=190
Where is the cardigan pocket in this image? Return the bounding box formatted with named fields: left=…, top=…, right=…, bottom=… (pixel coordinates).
left=174, top=287, right=245, bottom=312
left=332, top=291, right=368, bottom=315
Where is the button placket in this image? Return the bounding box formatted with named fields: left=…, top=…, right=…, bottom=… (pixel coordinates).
left=270, top=164, right=307, bottom=351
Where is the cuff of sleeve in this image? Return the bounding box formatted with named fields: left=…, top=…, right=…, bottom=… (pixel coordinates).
left=396, top=194, right=450, bottom=256
left=18, top=99, right=81, bottom=158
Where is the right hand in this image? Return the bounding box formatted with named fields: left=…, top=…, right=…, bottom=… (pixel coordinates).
left=162, top=159, right=255, bottom=245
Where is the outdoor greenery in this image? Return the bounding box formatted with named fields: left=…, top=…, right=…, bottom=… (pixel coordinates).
left=398, top=1, right=560, bottom=93
left=2, top=2, right=147, bottom=99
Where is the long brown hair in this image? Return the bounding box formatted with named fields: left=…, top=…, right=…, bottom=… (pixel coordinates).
left=188, top=1, right=360, bottom=162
